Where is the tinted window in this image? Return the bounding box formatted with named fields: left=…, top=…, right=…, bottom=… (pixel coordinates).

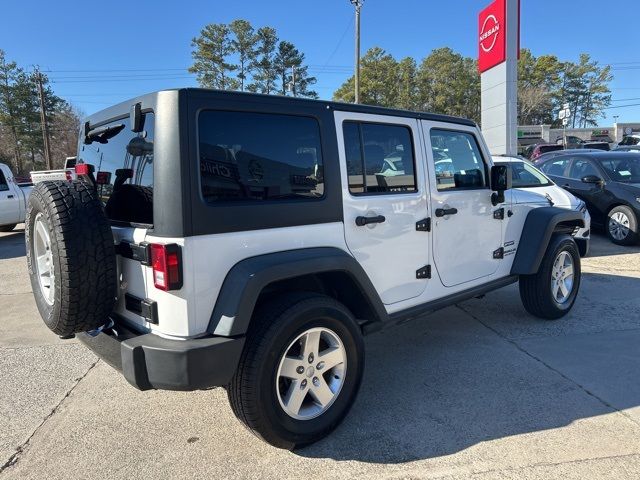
left=599, top=155, right=640, bottom=183
left=540, top=158, right=569, bottom=177
left=430, top=130, right=487, bottom=190
left=569, top=158, right=600, bottom=179
left=505, top=162, right=552, bottom=188
left=343, top=121, right=416, bottom=194
left=199, top=111, right=323, bottom=202
left=620, top=136, right=640, bottom=146
left=0, top=170, right=8, bottom=191
left=78, top=113, right=154, bottom=225
left=539, top=145, right=563, bottom=154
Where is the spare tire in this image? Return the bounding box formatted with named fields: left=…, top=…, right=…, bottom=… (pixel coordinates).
left=25, top=181, right=117, bottom=337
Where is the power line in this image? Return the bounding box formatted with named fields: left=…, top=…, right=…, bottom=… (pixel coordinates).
left=603, top=102, right=640, bottom=110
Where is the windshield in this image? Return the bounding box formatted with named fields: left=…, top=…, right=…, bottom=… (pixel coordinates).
left=598, top=155, right=640, bottom=183
left=500, top=161, right=553, bottom=188
left=619, top=136, right=640, bottom=146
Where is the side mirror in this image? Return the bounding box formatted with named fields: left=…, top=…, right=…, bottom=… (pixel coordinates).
left=490, top=164, right=512, bottom=206
left=581, top=175, right=603, bottom=185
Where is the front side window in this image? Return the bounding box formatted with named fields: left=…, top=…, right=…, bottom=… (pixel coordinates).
left=430, top=130, right=487, bottom=191
left=78, top=113, right=154, bottom=225
left=568, top=158, right=600, bottom=179
left=0, top=170, right=8, bottom=191
left=506, top=162, right=552, bottom=188
left=540, top=158, right=569, bottom=177
left=343, top=121, right=417, bottom=194
left=198, top=111, right=323, bottom=202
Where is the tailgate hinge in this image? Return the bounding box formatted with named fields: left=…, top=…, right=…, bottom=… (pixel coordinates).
left=416, top=265, right=432, bottom=279
left=493, top=247, right=505, bottom=259
left=416, top=217, right=431, bottom=232
left=115, top=241, right=150, bottom=265
left=493, top=208, right=505, bottom=220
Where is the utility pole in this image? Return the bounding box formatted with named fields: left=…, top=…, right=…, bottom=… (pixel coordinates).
left=350, top=0, right=363, bottom=104
left=34, top=68, right=52, bottom=170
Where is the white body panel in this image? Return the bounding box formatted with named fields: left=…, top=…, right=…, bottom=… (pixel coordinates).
left=0, top=163, right=31, bottom=226
left=421, top=120, right=503, bottom=287
left=334, top=111, right=430, bottom=305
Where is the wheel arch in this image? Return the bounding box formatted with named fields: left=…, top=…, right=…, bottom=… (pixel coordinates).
left=511, top=207, right=585, bottom=275
left=207, top=247, right=388, bottom=337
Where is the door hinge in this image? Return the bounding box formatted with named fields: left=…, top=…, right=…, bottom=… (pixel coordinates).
left=493, top=208, right=505, bottom=220
left=493, top=247, right=504, bottom=259
left=416, top=265, right=431, bottom=279
left=416, top=217, right=431, bottom=232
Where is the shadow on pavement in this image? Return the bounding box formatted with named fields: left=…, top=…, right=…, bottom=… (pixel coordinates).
left=0, top=230, right=26, bottom=260
left=586, top=232, right=640, bottom=258
left=297, top=271, right=640, bottom=463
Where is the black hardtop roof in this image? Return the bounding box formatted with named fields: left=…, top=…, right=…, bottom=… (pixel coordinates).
left=85, top=87, right=477, bottom=128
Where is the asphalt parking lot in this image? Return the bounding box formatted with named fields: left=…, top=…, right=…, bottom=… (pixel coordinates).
left=1, top=226, right=639, bottom=480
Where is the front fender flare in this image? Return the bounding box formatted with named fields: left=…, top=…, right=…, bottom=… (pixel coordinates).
left=511, top=207, right=585, bottom=275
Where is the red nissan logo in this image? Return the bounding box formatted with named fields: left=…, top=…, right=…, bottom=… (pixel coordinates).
left=479, top=14, right=500, bottom=53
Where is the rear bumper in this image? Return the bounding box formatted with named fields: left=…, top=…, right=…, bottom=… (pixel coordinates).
left=77, top=321, right=244, bottom=391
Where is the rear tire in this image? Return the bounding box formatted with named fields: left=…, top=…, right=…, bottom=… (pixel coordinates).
left=0, top=224, right=16, bottom=232
left=606, top=205, right=638, bottom=245
left=228, top=293, right=364, bottom=449
left=519, top=235, right=581, bottom=320
left=25, top=181, right=117, bottom=337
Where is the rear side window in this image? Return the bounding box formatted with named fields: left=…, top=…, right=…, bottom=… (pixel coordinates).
left=198, top=111, right=324, bottom=202
left=430, top=129, right=487, bottom=190
left=540, top=158, right=569, bottom=177
left=0, top=170, right=8, bottom=191
left=568, top=158, right=599, bottom=179
left=507, top=162, right=552, bottom=188
left=343, top=121, right=417, bottom=194
left=78, top=113, right=154, bottom=225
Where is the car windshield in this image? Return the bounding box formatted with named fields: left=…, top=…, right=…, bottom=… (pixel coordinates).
left=598, top=155, right=640, bottom=183
left=499, top=161, right=553, bottom=188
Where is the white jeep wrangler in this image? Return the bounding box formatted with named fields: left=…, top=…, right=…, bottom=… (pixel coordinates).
left=26, top=89, right=586, bottom=449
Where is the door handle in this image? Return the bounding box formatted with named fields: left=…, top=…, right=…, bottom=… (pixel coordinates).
left=435, top=207, right=458, bottom=217
left=355, top=215, right=386, bottom=226
left=563, top=184, right=571, bottom=188
left=7, top=195, right=14, bottom=199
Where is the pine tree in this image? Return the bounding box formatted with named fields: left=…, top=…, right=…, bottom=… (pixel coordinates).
left=189, top=23, right=239, bottom=90
left=248, top=27, right=278, bottom=94
left=229, top=19, right=257, bottom=91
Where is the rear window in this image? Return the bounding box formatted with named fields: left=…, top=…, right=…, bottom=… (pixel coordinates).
left=78, top=113, right=154, bottom=225
left=198, top=111, right=324, bottom=202
left=539, top=145, right=563, bottom=154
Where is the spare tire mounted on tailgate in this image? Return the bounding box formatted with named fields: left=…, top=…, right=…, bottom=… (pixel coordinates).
left=25, top=180, right=117, bottom=337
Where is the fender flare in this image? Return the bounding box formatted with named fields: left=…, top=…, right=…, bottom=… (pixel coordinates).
left=207, top=247, right=388, bottom=336
left=511, top=206, right=585, bottom=275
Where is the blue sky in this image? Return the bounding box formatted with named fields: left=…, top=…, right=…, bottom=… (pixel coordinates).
left=1, top=0, right=639, bottom=123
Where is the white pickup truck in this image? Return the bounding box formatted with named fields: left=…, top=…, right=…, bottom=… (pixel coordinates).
left=0, top=163, right=33, bottom=231
left=30, top=157, right=77, bottom=183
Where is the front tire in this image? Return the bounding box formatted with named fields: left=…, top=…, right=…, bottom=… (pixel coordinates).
left=606, top=205, right=638, bottom=246
left=519, top=235, right=581, bottom=320
left=228, top=293, right=364, bottom=449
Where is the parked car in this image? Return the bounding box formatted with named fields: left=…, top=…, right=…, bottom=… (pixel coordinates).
left=556, top=135, right=585, bottom=149
left=0, top=163, right=34, bottom=231
left=618, top=134, right=640, bottom=147
left=26, top=89, right=586, bottom=449
left=525, top=143, right=564, bottom=161
left=582, top=141, right=610, bottom=151
left=30, top=156, right=77, bottom=183
left=538, top=151, right=640, bottom=245
left=494, top=156, right=591, bottom=256
left=613, top=145, right=640, bottom=153
left=534, top=148, right=602, bottom=165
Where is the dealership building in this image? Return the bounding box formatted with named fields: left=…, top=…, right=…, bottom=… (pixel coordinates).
left=516, top=123, right=640, bottom=151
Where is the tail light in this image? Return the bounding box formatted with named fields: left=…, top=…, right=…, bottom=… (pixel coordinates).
left=75, top=163, right=91, bottom=175
left=149, top=243, right=183, bottom=291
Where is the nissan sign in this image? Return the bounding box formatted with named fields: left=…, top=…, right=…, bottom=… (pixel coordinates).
left=478, top=0, right=506, bottom=73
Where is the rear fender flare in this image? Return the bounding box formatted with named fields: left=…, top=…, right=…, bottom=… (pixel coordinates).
left=207, top=247, right=387, bottom=336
